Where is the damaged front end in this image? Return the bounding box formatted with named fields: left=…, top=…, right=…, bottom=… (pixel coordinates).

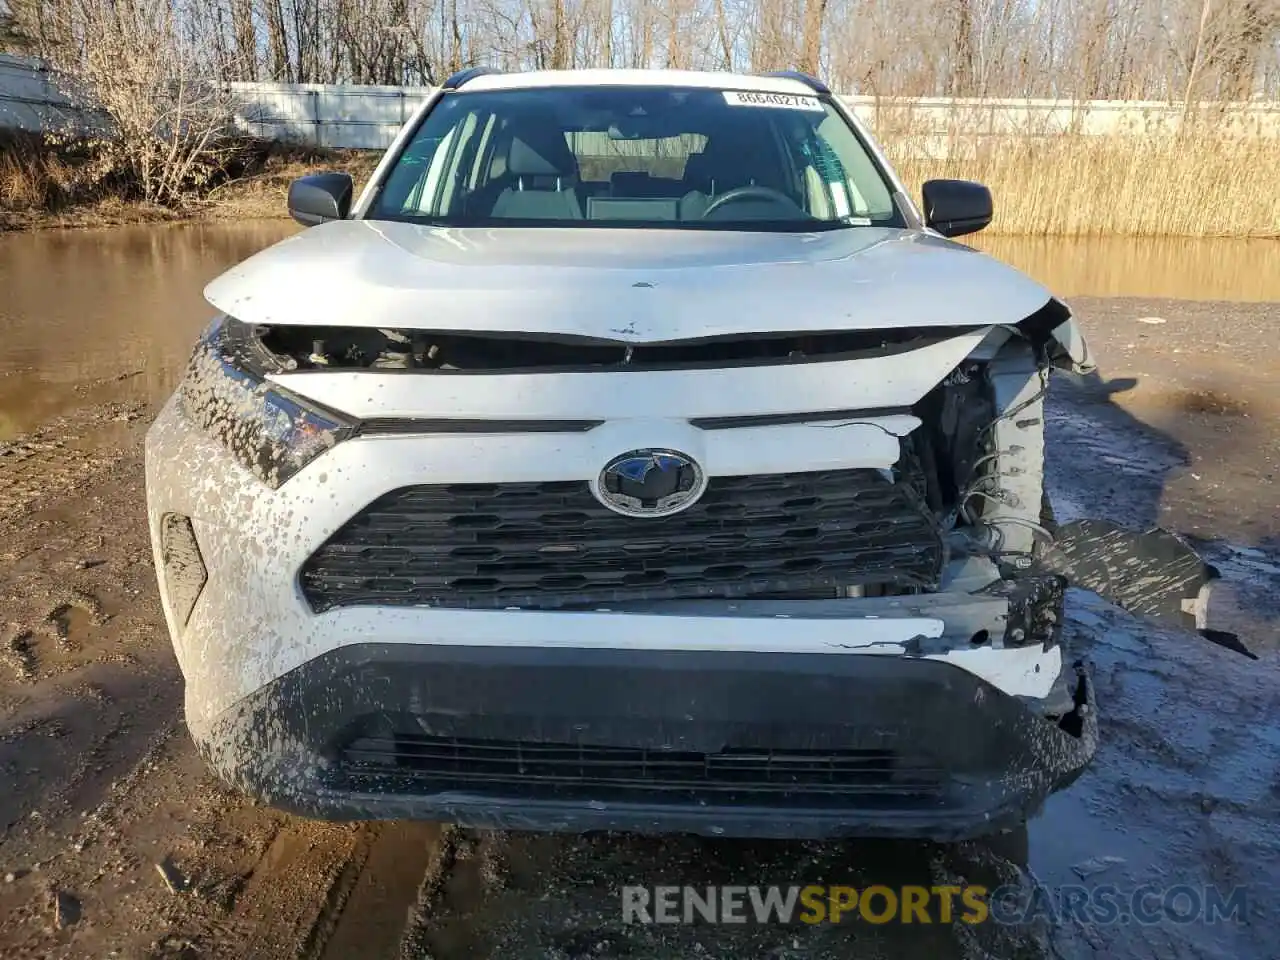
left=159, top=290, right=1253, bottom=839
left=186, top=295, right=1246, bottom=660
left=911, top=297, right=1250, bottom=658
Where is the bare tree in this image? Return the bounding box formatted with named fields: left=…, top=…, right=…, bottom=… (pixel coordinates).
left=3, top=0, right=1278, bottom=99
left=49, top=0, right=243, bottom=205
left=800, top=0, right=826, bottom=75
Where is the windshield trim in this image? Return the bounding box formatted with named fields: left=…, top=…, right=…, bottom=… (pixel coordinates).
left=368, top=211, right=882, bottom=233
left=361, top=85, right=908, bottom=233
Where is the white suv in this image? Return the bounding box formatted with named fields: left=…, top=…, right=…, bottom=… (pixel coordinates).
left=146, top=68, right=1232, bottom=841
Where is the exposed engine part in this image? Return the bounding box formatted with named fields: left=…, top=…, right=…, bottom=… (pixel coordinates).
left=910, top=360, right=994, bottom=522
left=982, top=573, right=1066, bottom=649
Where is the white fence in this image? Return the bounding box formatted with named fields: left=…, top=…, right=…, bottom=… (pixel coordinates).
left=231, top=81, right=433, bottom=148
left=0, top=53, right=109, bottom=135
left=4, top=54, right=1279, bottom=150
left=228, top=82, right=1280, bottom=150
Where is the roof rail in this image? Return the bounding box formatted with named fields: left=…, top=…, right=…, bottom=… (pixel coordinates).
left=758, top=70, right=831, bottom=96
left=442, top=66, right=501, bottom=89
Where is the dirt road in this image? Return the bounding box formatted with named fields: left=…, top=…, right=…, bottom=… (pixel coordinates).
left=0, top=296, right=1277, bottom=960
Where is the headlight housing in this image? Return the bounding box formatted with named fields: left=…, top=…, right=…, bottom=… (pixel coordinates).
left=177, top=316, right=356, bottom=488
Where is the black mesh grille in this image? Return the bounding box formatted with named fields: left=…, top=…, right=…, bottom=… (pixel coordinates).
left=336, top=732, right=944, bottom=805
left=300, top=466, right=943, bottom=612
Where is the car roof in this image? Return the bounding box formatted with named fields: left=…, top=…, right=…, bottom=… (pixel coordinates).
left=458, top=69, right=822, bottom=97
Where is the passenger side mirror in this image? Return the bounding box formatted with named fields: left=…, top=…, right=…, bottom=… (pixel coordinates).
left=287, top=173, right=354, bottom=227
left=921, top=179, right=992, bottom=238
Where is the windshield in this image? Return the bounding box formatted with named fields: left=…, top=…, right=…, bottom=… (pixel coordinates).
left=367, top=86, right=902, bottom=231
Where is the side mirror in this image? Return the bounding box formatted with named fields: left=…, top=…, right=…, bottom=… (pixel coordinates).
left=287, top=172, right=354, bottom=227
left=921, top=179, right=992, bottom=238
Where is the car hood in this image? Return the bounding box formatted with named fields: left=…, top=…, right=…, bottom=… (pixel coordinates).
left=205, top=220, right=1053, bottom=341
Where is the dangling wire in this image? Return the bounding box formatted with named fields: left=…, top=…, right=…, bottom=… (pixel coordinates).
left=951, top=363, right=1054, bottom=554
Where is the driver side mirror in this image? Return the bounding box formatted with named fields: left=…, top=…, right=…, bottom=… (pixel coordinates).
left=287, top=172, right=354, bottom=227
left=921, top=179, right=992, bottom=238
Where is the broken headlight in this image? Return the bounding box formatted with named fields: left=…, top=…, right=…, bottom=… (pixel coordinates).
left=177, top=316, right=357, bottom=488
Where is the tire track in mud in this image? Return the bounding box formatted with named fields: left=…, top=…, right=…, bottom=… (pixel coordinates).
left=0, top=404, right=145, bottom=526
left=314, top=822, right=447, bottom=960
left=231, top=821, right=369, bottom=960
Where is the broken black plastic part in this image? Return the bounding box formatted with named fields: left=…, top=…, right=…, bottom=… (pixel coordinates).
left=1016, top=297, right=1072, bottom=346
left=1032, top=519, right=1256, bottom=659
left=1199, top=628, right=1259, bottom=660
left=252, top=321, right=978, bottom=374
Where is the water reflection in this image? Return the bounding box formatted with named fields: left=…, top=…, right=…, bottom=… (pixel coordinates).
left=974, top=236, right=1280, bottom=302
left=0, top=221, right=297, bottom=439
left=1, top=223, right=1276, bottom=439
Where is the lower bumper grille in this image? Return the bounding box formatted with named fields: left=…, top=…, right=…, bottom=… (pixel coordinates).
left=337, top=732, right=944, bottom=805
left=301, top=466, right=943, bottom=611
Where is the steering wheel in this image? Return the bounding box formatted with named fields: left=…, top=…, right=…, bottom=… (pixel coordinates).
left=700, top=184, right=798, bottom=218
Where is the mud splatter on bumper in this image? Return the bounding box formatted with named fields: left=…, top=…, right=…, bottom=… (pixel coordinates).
left=189, top=644, right=1097, bottom=841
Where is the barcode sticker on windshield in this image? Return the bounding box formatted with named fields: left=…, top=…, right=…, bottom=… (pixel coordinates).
left=723, top=91, right=825, bottom=111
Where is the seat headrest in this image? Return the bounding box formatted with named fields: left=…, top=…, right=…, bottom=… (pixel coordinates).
left=507, top=128, right=578, bottom=178
left=611, top=171, right=654, bottom=193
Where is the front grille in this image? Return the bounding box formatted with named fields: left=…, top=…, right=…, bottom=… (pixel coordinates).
left=336, top=732, right=944, bottom=805
left=301, top=466, right=943, bottom=611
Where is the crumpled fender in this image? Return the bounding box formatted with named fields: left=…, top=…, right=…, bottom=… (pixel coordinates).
left=1016, top=297, right=1096, bottom=374
left=1045, top=315, right=1096, bottom=374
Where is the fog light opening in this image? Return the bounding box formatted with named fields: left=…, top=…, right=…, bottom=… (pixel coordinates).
left=160, top=513, right=208, bottom=628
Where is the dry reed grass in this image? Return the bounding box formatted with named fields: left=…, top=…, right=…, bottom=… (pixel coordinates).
left=0, top=129, right=141, bottom=224
left=0, top=133, right=66, bottom=211
left=885, top=129, right=1280, bottom=238
left=4, top=120, right=1278, bottom=236
left=201, top=144, right=381, bottom=221
left=0, top=132, right=378, bottom=229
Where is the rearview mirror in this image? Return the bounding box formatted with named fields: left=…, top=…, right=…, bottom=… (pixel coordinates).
left=921, top=179, right=992, bottom=238
left=287, top=173, right=354, bottom=227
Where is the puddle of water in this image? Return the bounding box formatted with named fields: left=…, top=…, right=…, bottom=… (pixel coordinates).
left=974, top=236, right=1280, bottom=302
left=1027, top=594, right=1280, bottom=960
left=1, top=224, right=1276, bottom=440
left=0, top=221, right=298, bottom=439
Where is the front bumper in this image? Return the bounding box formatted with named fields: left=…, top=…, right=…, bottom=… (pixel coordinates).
left=147, top=394, right=1097, bottom=840
left=194, top=642, right=1095, bottom=841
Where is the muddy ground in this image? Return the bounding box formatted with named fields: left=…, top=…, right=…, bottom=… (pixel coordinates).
left=0, top=296, right=1277, bottom=959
